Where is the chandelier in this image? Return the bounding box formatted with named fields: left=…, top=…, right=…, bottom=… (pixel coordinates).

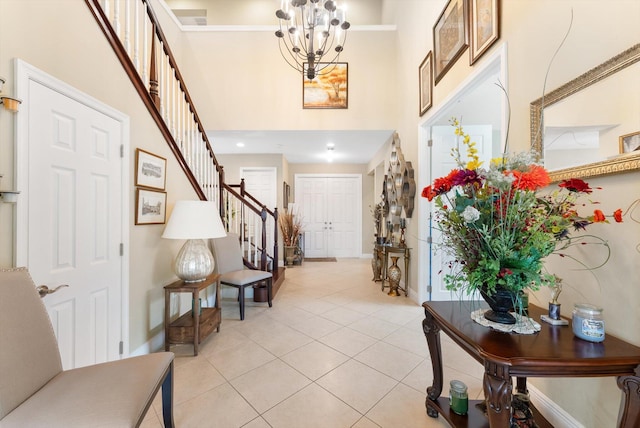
left=275, top=0, right=351, bottom=81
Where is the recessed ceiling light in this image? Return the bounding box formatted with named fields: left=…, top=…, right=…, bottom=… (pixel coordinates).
left=236, top=142, right=245, bottom=148
left=327, top=142, right=335, bottom=150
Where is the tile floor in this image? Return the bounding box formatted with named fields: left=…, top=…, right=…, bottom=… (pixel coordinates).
left=143, top=258, right=485, bottom=428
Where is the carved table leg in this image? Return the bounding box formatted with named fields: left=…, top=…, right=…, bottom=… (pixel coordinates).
left=616, top=365, right=640, bottom=428
left=484, top=361, right=512, bottom=427
left=423, top=310, right=442, bottom=418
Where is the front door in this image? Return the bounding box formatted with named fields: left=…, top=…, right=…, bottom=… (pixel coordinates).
left=295, top=175, right=361, bottom=258
left=16, top=61, right=128, bottom=369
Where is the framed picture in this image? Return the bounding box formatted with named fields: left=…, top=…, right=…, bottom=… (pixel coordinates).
left=419, top=51, right=433, bottom=116
left=469, top=0, right=500, bottom=65
left=303, top=63, right=348, bottom=109
left=433, top=0, right=468, bottom=85
left=283, top=182, right=290, bottom=209
left=135, top=149, right=166, bottom=190
left=135, top=188, right=167, bottom=225
left=619, top=131, right=640, bottom=153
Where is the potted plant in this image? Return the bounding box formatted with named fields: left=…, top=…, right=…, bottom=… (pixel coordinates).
left=279, top=211, right=303, bottom=266
left=421, top=118, right=622, bottom=324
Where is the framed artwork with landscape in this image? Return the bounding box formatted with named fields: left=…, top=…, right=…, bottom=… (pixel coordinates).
left=135, top=188, right=167, bottom=225
left=302, top=63, right=348, bottom=109
left=469, top=0, right=500, bottom=65
left=419, top=51, right=433, bottom=116
left=433, top=0, right=468, bottom=84
left=135, top=148, right=166, bottom=190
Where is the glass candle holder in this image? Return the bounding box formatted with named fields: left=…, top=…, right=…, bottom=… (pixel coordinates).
left=449, top=380, right=468, bottom=415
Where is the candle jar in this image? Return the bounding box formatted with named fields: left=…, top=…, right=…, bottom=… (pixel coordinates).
left=449, top=380, right=468, bottom=415
left=572, top=303, right=605, bottom=342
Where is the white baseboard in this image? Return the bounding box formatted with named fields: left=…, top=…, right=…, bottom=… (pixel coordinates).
left=130, top=330, right=165, bottom=357
left=528, top=384, right=584, bottom=428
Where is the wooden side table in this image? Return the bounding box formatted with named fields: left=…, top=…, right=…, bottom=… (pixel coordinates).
left=164, top=273, right=221, bottom=356
left=422, top=301, right=640, bottom=427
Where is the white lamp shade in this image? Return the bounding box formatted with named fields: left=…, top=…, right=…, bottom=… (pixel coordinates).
left=162, top=200, right=226, bottom=239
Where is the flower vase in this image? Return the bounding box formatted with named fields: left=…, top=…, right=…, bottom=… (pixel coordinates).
left=387, top=256, right=401, bottom=296
left=479, top=286, right=517, bottom=324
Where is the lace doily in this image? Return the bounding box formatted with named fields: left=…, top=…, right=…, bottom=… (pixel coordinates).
left=471, top=309, right=541, bottom=334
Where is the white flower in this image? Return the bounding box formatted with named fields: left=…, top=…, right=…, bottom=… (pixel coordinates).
left=462, top=205, right=480, bottom=223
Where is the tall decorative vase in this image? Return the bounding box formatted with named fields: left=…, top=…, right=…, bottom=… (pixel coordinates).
left=284, top=246, right=296, bottom=266
left=479, top=286, right=517, bottom=324
left=387, top=256, right=401, bottom=296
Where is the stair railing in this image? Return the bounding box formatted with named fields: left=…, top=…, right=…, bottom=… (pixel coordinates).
left=85, top=0, right=280, bottom=273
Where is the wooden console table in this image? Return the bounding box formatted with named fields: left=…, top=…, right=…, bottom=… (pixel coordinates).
left=422, top=301, right=640, bottom=427
left=164, top=273, right=221, bottom=356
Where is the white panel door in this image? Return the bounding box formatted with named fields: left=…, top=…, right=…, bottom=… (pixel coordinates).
left=240, top=167, right=277, bottom=260
left=298, top=177, right=329, bottom=258
left=429, top=125, right=494, bottom=301
left=295, top=175, right=361, bottom=258
left=328, top=177, right=358, bottom=257
left=24, top=79, right=124, bottom=369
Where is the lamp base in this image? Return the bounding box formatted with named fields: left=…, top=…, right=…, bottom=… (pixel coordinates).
left=174, top=239, right=214, bottom=283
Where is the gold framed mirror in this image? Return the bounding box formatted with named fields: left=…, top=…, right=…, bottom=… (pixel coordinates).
left=530, top=44, right=640, bottom=182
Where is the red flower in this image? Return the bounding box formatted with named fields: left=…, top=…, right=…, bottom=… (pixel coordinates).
left=421, top=186, right=437, bottom=201
left=593, top=209, right=606, bottom=222
left=613, top=209, right=623, bottom=223
left=511, top=165, right=551, bottom=191
left=559, top=178, right=592, bottom=194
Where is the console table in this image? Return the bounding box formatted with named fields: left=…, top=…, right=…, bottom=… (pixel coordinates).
left=164, top=273, right=221, bottom=356
left=422, top=301, right=640, bottom=427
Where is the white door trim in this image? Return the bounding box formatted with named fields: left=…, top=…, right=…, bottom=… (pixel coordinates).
left=294, top=173, right=363, bottom=258
left=14, top=59, right=131, bottom=356
left=417, top=44, right=507, bottom=305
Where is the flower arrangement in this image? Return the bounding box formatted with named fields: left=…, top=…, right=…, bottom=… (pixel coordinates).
left=421, top=118, right=622, bottom=301
left=278, top=211, right=303, bottom=247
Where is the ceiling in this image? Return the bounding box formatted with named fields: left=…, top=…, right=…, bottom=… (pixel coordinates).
left=207, top=129, right=394, bottom=164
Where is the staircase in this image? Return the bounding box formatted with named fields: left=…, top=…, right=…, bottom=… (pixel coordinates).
left=85, top=0, right=284, bottom=291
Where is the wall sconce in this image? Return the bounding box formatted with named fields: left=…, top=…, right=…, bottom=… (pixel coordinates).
left=0, top=77, right=21, bottom=113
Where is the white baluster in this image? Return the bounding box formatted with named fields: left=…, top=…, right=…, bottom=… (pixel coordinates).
left=133, top=0, right=139, bottom=71
left=142, top=3, right=148, bottom=84
left=113, top=0, right=120, bottom=39
left=124, top=0, right=130, bottom=55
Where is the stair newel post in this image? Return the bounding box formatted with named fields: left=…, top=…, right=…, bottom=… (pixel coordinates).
left=273, top=207, right=279, bottom=273
left=218, top=166, right=226, bottom=228
left=240, top=178, right=245, bottom=197
left=149, top=23, right=160, bottom=109
left=260, top=207, right=268, bottom=271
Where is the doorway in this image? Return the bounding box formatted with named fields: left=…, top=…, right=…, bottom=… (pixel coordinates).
left=295, top=174, right=362, bottom=258
left=15, top=60, right=129, bottom=369
left=418, top=45, right=507, bottom=303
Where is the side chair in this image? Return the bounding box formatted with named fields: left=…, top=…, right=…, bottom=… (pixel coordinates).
left=0, top=268, right=175, bottom=428
left=210, top=233, right=273, bottom=320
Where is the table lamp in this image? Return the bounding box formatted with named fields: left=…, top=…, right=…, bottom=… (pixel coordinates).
left=162, top=200, right=227, bottom=282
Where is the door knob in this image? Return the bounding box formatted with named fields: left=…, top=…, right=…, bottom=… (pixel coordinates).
left=36, top=284, right=69, bottom=298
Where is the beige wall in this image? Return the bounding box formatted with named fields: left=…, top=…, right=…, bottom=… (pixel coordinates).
left=0, top=0, right=201, bottom=352
left=383, top=1, right=640, bottom=427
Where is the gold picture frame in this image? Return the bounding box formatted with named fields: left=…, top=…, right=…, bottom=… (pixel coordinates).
left=469, top=0, right=500, bottom=65
left=302, top=63, right=348, bottom=109
left=419, top=51, right=433, bottom=116
left=433, top=0, right=468, bottom=85
left=135, top=148, right=167, bottom=190
left=619, top=131, right=640, bottom=154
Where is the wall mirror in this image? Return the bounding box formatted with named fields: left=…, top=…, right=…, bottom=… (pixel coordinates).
left=530, top=44, right=640, bottom=182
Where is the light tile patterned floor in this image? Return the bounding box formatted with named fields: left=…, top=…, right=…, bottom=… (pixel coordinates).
left=143, top=258, right=484, bottom=428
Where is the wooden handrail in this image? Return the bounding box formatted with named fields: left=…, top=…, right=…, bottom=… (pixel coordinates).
left=85, top=0, right=207, bottom=200
left=86, top=0, right=281, bottom=275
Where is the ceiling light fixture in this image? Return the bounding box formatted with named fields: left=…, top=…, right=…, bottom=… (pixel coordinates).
left=236, top=142, right=245, bottom=148
left=275, top=0, right=350, bottom=81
